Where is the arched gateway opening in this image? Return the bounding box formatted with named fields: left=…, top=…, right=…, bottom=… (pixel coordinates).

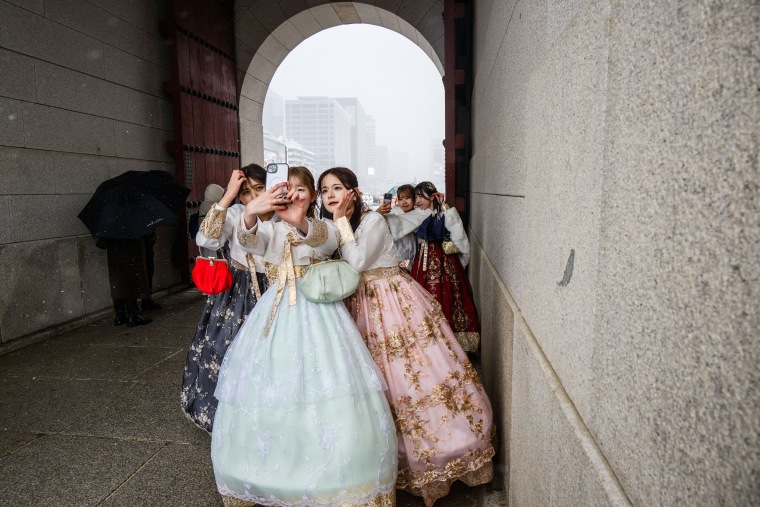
left=163, top=0, right=471, bottom=265
left=235, top=3, right=444, bottom=173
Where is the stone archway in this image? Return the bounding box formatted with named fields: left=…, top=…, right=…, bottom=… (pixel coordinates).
left=233, top=1, right=445, bottom=165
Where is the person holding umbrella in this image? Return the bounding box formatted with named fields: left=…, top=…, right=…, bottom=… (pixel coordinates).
left=78, top=170, right=190, bottom=327
left=96, top=235, right=153, bottom=326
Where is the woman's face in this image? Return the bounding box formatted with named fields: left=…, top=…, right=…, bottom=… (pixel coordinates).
left=238, top=178, right=265, bottom=205
left=415, top=193, right=433, bottom=210
left=398, top=193, right=414, bottom=213
left=320, top=173, right=352, bottom=214
left=290, top=176, right=315, bottom=203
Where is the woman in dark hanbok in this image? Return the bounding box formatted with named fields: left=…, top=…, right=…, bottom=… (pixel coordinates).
left=180, top=164, right=271, bottom=433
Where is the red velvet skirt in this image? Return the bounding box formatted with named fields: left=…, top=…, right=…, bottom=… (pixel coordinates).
left=411, top=241, right=480, bottom=352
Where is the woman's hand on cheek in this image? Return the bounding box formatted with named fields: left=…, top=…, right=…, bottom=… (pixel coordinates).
left=332, top=189, right=354, bottom=221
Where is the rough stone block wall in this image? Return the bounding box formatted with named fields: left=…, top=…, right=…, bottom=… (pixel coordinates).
left=470, top=0, right=759, bottom=504
left=0, top=0, right=179, bottom=347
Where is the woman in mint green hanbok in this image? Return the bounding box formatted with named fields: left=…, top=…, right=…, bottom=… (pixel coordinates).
left=210, top=167, right=397, bottom=507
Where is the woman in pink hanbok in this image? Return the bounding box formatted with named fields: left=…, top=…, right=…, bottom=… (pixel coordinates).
left=319, top=167, right=495, bottom=507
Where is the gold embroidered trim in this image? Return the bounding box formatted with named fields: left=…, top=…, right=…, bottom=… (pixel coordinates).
left=454, top=331, right=480, bottom=353
left=302, top=218, right=329, bottom=247
left=199, top=206, right=226, bottom=239
left=361, top=266, right=402, bottom=282
left=264, top=262, right=310, bottom=286
left=231, top=256, right=263, bottom=299
left=236, top=220, right=259, bottom=250
left=245, top=253, right=262, bottom=299
left=397, top=452, right=494, bottom=506
left=229, top=258, right=250, bottom=272
left=335, top=216, right=355, bottom=248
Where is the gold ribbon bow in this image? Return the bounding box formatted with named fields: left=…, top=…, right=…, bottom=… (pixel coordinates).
left=418, top=237, right=429, bottom=272
left=244, top=253, right=262, bottom=300
left=264, top=230, right=301, bottom=336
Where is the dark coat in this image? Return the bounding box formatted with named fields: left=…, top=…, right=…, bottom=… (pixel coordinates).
left=100, top=238, right=150, bottom=299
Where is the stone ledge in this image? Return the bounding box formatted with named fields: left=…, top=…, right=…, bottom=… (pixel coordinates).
left=0, top=282, right=191, bottom=356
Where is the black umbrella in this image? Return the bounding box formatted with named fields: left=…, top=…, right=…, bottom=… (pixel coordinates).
left=78, top=170, right=191, bottom=239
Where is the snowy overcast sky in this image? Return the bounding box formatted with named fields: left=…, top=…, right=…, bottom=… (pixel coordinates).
left=266, top=24, right=444, bottom=180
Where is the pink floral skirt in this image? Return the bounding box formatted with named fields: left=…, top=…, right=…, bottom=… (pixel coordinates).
left=346, top=267, right=495, bottom=506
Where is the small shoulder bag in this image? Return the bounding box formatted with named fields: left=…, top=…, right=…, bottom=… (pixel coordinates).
left=192, top=249, right=233, bottom=295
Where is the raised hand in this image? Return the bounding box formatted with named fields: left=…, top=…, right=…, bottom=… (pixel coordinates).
left=377, top=202, right=391, bottom=215
left=219, top=170, right=248, bottom=207
left=276, top=184, right=311, bottom=232
left=242, top=182, right=290, bottom=228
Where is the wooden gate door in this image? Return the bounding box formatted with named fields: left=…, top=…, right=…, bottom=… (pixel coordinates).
left=161, top=0, right=239, bottom=273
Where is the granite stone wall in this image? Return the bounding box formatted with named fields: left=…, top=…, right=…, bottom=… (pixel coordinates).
left=0, top=0, right=179, bottom=347
left=470, top=0, right=759, bottom=504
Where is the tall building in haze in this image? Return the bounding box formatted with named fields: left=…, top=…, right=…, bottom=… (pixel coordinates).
left=334, top=98, right=367, bottom=182
left=430, top=139, right=445, bottom=190
left=263, top=90, right=285, bottom=139
left=285, top=97, right=351, bottom=175
left=364, top=115, right=378, bottom=194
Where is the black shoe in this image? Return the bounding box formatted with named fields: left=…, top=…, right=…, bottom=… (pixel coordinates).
left=127, top=314, right=153, bottom=327
left=141, top=299, right=162, bottom=311
left=114, top=313, right=128, bottom=326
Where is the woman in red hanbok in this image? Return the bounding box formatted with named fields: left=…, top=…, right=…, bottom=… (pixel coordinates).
left=320, top=168, right=495, bottom=507
left=384, top=182, right=481, bottom=353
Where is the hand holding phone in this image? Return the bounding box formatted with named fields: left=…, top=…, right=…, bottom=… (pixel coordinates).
left=266, top=163, right=289, bottom=198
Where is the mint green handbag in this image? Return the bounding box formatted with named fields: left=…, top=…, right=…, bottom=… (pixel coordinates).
left=301, top=260, right=360, bottom=303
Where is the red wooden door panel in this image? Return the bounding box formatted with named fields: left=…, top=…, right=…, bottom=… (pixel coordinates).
left=162, top=0, right=239, bottom=272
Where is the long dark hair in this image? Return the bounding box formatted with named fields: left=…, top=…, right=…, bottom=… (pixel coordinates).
left=241, top=163, right=266, bottom=185
left=415, top=181, right=442, bottom=212
left=317, top=167, right=364, bottom=231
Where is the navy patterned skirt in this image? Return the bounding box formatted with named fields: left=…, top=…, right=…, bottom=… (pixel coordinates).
left=181, top=267, right=268, bottom=433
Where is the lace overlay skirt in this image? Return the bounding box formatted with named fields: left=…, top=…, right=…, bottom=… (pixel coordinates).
left=211, top=279, right=398, bottom=506
left=346, top=268, right=495, bottom=506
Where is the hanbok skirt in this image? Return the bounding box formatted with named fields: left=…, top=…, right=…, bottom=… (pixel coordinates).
left=411, top=242, right=481, bottom=352
left=181, top=267, right=267, bottom=433
left=211, top=278, right=398, bottom=507
left=346, top=267, right=495, bottom=507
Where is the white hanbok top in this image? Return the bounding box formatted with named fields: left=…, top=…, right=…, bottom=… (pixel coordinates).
left=386, top=206, right=417, bottom=269
left=238, top=215, right=338, bottom=266
left=384, top=206, right=471, bottom=267
left=196, top=203, right=266, bottom=272
left=334, top=212, right=400, bottom=272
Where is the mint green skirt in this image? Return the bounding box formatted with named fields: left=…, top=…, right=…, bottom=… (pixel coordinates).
left=211, top=279, right=397, bottom=506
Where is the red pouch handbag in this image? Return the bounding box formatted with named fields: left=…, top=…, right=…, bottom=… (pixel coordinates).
left=192, top=256, right=233, bottom=295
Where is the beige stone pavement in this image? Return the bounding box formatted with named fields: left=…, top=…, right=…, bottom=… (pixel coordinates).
left=0, top=290, right=505, bottom=507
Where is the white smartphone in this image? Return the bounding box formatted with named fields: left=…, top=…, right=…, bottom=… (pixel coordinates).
left=265, top=163, right=289, bottom=190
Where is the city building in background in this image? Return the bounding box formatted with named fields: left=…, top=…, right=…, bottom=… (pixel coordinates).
left=270, top=95, right=446, bottom=196
left=263, top=130, right=287, bottom=164
left=335, top=98, right=367, bottom=179
left=285, top=138, right=317, bottom=174
left=430, top=139, right=445, bottom=191
left=285, top=97, right=352, bottom=177
left=263, top=90, right=285, bottom=139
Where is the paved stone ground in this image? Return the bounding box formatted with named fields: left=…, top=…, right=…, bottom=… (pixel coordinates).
left=0, top=290, right=506, bottom=507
